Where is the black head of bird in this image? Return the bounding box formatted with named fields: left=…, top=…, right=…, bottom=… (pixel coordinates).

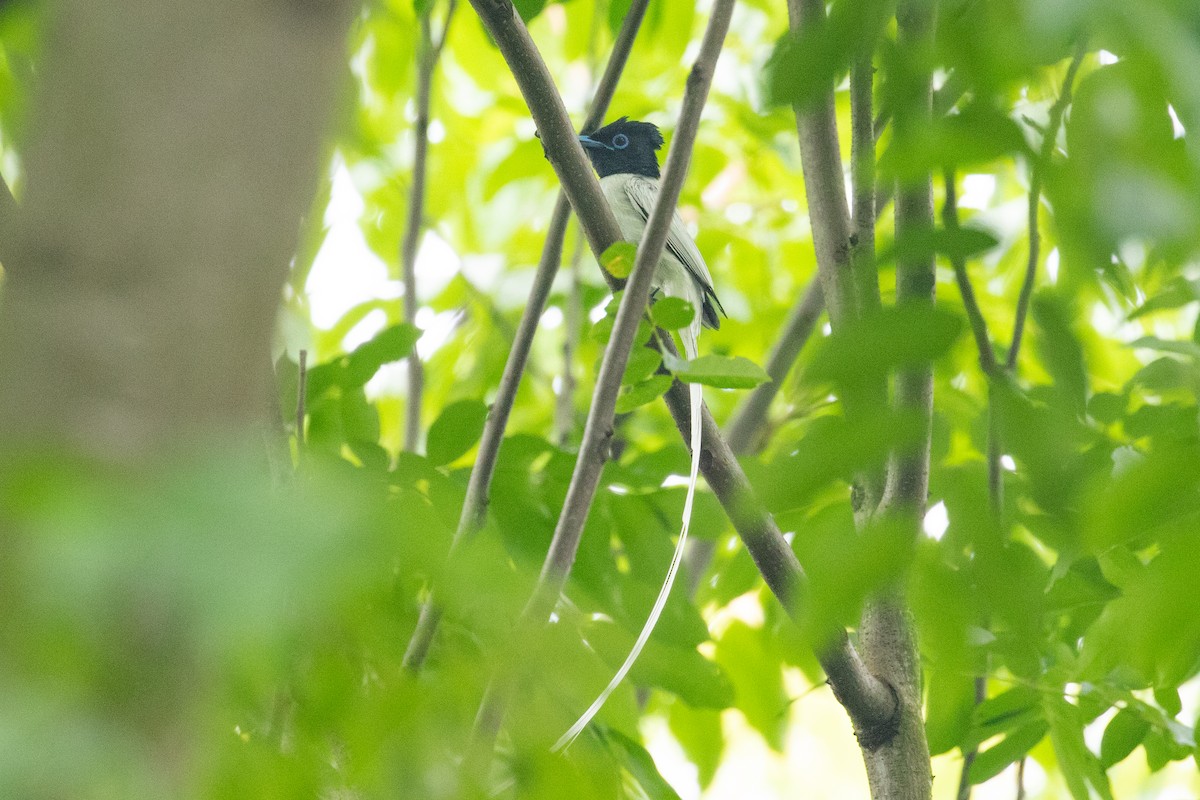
left=578, top=117, right=664, bottom=179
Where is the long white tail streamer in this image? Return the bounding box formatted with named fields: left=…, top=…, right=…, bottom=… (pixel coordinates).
left=552, top=334, right=703, bottom=753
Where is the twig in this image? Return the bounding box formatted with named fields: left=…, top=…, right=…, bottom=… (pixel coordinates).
left=400, top=0, right=650, bottom=673
left=556, top=225, right=585, bottom=444
left=464, top=0, right=737, bottom=771
left=1007, top=41, right=1086, bottom=370
left=850, top=44, right=880, bottom=320
left=955, top=675, right=988, bottom=800
left=942, top=168, right=999, bottom=378
left=468, top=0, right=895, bottom=747
left=400, top=4, right=455, bottom=452
left=723, top=279, right=824, bottom=455
left=296, top=349, right=308, bottom=446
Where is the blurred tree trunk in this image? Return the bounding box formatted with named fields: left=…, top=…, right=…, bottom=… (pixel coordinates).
left=0, top=0, right=355, bottom=465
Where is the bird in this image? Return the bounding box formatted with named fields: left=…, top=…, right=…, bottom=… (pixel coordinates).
left=553, top=117, right=725, bottom=753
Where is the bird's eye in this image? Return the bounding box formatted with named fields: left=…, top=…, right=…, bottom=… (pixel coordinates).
left=612, top=133, right=630, bottom=149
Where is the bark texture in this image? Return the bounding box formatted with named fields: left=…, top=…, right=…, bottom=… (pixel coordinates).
left=0, top=0, right=355, bottom=464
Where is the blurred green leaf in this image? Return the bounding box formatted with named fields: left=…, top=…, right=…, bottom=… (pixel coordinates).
left=584, top=619, right=734, bottom=709
left=426, top=398, right=489, bottom=466
left=651, top=296, right=697, bottom=330
left=605, top=730, right=683, bottom=800
left=1099, top=707, right=1151, bottom=768
left=602, top=241, right=638, bottom=280
left=969, top=720, right=1048, bottom=785
left=663, top=353, right=769, bottom=389
left=616, top=374, right=673, bottom=413
left=807, top=304, right=963, bottom=389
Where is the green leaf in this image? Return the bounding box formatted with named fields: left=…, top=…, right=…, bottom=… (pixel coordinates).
left=345, top=323, right=421, bottom=387
left=651, top=297, right=697, bottom=331
left=616, top=375, right=673, bottom=414
left=605, top=730, right=683, bottom=800
left=1099, top=707, right=1151, bottom=768
left=1032, top=292, right=1088, bottom=415
left=1128, top=277, right=1200, bottom=319
left=584, top=619, right=734, bottom=709
left=623, top=347, right=663, bottom=386
left=762, top=0, right=891, bottom=108
left=668, top=704, right=724, bottom=788
left=714, top=621, right=787, bottom=751
left=601, top=241, right=637, bottom=280
left=664, top=354, right=769, bottom=389
left=425, top=399, right=489, bottom=466
left=888, top=224, right=1000, bottom=263
left=1128, top=335, right=1200, bottom=360
left=807, top=304, right=963, bottom=388
left=969, top=720, right=1048, bottom=784
left=1045, top=694, right=1115, bottom=800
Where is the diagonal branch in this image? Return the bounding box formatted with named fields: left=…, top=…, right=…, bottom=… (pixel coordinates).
left=1007, top=41, right=1086, bottom=370
left=400, top=0, right=650, bottom=672
left=463, top=0, right=895, bottom=756
left=464, top=0, right=736, bottom=772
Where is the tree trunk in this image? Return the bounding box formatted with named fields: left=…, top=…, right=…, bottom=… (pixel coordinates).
left=0, top=0, right=355, bottom=465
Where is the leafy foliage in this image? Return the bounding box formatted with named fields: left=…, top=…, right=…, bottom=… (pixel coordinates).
left=3, top=0, right=1200, bottom=797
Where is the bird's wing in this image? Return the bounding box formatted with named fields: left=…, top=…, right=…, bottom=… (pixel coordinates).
left=622, top=175, right=725, bottom=328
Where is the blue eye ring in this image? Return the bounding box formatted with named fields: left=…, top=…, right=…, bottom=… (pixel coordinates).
left=612, top=133, right=630, bottom=149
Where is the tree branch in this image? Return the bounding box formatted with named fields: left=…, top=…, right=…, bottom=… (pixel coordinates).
left=400, top=0, right=650, bottom=672
left=463, top=0, right=896, bottom=760
left=859, top=1, right=937, bottom=797
left=788, top=0, right=857, bottom=332
left=942, top=168, right=999, bottom=378
left=556, top=226, right=585, bottom=444
left=943, top=168, right=998, bottom=800
left=850, top=43, right=881, bottom=321
left=464, top=0, right=737, bottom=771
left=1007, top=41, right=1086, bottom=370
left=400, top=4, right=456, bottom=452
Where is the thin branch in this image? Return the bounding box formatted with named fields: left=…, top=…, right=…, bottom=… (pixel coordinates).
left=400, top=8, right=444, bottom=452
left=1007, top=41, right=1086, bottom=370
left=723, top=279, right=823, bottom=454
left=942, top=168, right=999, bottom=378
left=465, top=0, right=737, bottom=770
left=847, top=18, right=888, bottom=519
left=432, top=0, right=458, bottom=57
left=556, top=225, right=585, bottom=444
left=955, top=675, right=987, bottom=800
left=466, top=0, right=895, bottom=750
left=850, top=44, right=881, bottom=321
left=400, top=0, right=649, bottom=672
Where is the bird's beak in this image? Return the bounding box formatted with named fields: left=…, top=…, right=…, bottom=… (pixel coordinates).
left=578, top=134, right=611, bottom=151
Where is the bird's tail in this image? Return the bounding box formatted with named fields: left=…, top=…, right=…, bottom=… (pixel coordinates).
left=552, top=330, right=702, bottom=753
